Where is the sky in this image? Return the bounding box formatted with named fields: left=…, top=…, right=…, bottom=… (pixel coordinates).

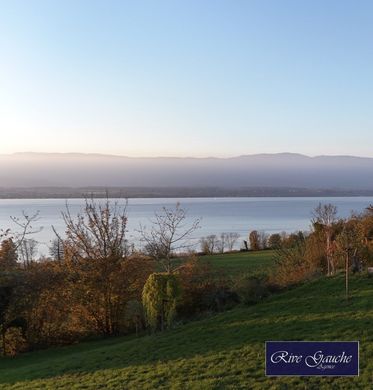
left=1, top=0, right=373, bottom=158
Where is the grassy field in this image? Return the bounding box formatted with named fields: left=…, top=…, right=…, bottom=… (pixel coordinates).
left=199, top=250, right=276, bottom=276
left=0, top=272, right=372, bottom=389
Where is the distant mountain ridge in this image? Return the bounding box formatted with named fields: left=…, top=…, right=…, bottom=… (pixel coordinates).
left=6, top=151, right=372, bottom=160
left=1, top=152, right=373, bottom=190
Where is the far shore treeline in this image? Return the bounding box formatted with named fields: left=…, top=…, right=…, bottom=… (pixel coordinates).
left=0, top=199, right=373, bottom=356
left=1, top=186, right=373, bottom=199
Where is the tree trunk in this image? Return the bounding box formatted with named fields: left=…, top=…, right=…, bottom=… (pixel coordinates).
left=160, top=300, right=164, bottom=332
left=345, top=252, right=349, bottom=300
left=1, top=327, right=6, bottom=356
left=326, top=232, right=331, bottom=276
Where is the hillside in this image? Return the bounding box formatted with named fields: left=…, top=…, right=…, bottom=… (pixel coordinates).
left=0, top=273, right=372, bottom=389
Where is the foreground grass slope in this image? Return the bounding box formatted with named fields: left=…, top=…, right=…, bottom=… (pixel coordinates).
left=1, top=273, right=372, bottom=389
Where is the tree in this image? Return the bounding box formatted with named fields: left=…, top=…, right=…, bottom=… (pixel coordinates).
left=215, top=232, right=240, bottom=253
left=249, top=230, right=260, bottom=251
left=273, top=236, right=318, bottom=287
left=268, top=233, right=282, bottom=249
left=0, top=211, right=42, bottom=269
left=0, top=212, right=41, bottom=354
left=217, top=233, right=227, bottom=253
left=60, top=197, right=128, bottom=261
left=49, top=237, right=64, bottom=261
left=140, top=203, right=200, bottom=273
left=10, top=211, right=42, bottom=250
left=17, top=239, right=38, bottom=268
left=335, top=220, right=361, bottom=300
left=312, top=203, right=338, bottom=276
left=0, top=269, right=25, bottom=356
left=0, top=239, right=18, bottom=270
left=56, top=197, right=152, bottom=335
left=0, top=274, right=15, bottom=355
left=225, top=232, right=240, bottom=251
left=259, top=232, right=268, bottom=249
left=142, top=273, right=181, bottom=331
left=282, top=231, right=305, bottom=249
left=200, top=235, right=219, bottom=255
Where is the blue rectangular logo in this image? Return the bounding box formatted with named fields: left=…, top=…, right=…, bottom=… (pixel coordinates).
left=265, top=341, right=359, bottom=376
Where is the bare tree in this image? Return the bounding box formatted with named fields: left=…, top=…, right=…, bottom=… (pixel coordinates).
left=225, top=232, right=240, bottom=251
left=49, top=237, right=64, bottom=261
left=217, top=233, right=227, bottom=253
left=336, top=222, right=359, bottom=300
left=200, top=234, right=219, bottom=255
left=0, top=211, right=42, bottom=250
left=0, top=211, right=42, bottom=269
left=139, top=203, right=200, bottom=273
left=312, top=203, right=338, bottom=276
left=11, top=211, right=42, bottom=248
left=17, top=238, right=38, bottom=267
left=258, top=231, right=268, bottom=249
left=216, top=232, right=240, bottom=253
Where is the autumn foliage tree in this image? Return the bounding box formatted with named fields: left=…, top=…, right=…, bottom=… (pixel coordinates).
left=55, top=197, right=154, bottom=336
left=312, top=203, right=338, bottom=276
left=249, top=230, right=260, bottom=251
left=0, top=239, right=18, bottom=270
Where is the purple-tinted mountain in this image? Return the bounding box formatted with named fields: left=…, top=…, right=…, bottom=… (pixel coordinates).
left=1, top=152, right=373, bottom=190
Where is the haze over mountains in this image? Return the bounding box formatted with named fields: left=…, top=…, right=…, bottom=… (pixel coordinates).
left=1, top=152, right=373, bottom=195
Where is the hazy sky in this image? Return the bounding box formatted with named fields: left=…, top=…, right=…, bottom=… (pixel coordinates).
left=1, top=0, right=373, bottom=157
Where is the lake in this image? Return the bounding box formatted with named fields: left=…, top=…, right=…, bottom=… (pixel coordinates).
left=0, top=197, right=372, bottom=255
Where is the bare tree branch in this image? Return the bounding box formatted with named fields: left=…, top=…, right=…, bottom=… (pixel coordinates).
left=138, top=203, right=200, bottom=273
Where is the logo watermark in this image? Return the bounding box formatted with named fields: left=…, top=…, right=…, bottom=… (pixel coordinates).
left=265, top=341, right=359, bottom=376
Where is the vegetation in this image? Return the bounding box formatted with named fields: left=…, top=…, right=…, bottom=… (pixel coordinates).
left=142, top=273, right=181, bottom=331
left=1, top=199, right=373, bottom=388
left=0, top=273, right=372, bottom=389
left=0, top=199, right=156, bottom=355
left=139, top=202, right=200, bottom=273
left=274, top=203, right=373, bottom=290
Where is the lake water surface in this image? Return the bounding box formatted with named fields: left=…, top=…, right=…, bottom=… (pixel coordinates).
left=1, top=197, right=372, bottom=255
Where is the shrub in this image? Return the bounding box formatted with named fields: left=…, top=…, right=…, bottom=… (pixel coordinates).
left=234, top=273, right=269, bottom=304
left=177, top=257, right=238, bottom=318
left=270, top=236, right=323, bottom=288
left=2, top=327, right=28, bottom=356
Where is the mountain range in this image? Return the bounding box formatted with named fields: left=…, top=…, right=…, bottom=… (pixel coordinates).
left=0, top=152, right=373, bottom=193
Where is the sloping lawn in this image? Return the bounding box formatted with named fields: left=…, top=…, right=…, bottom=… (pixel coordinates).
left=0, top=273, right=372, bottom=389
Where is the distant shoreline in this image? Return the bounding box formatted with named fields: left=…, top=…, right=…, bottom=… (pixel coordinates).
left=1, top=187, right=373, bottom=199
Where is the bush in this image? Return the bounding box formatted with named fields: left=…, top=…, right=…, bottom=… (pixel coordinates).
left=234, top=273, right=269, bottom=304
left=2, top=327, right=28, bottom=356
left=177, top=257, right=238, bottom=318
left=270, top=238, right=322, bottom=288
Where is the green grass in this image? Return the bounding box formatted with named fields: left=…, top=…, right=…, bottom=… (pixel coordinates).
left=199, top=250, right=276, bottom=276
left=1, top=272, right=372, bottom=389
